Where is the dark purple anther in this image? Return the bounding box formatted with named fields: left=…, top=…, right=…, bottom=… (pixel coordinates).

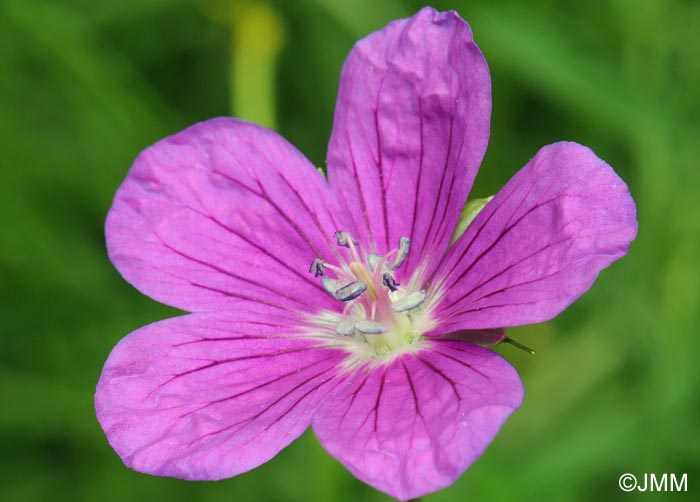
left=334, top=280, right=367, bottom=302
left=382, top=273, right=399, bottom=292
left=309, top=258, right=325, bottom=277
left=334, top=230, right=358, bottom=248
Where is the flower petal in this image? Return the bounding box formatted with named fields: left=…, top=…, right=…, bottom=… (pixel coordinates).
left=312, top=340, right=523, bottom=500
left=429, top=142, right=637, bottom=332
left=107, top=117, right=348, bottom=313
left=95, top=310, right=346, bottom=480
left=326, top=7, right=491, bottom=282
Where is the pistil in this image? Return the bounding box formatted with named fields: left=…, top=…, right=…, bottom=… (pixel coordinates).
left=349, top=262, right=375, bottom=298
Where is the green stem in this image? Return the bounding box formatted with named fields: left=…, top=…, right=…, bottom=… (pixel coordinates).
left=230, top=1, right=284, bottom=128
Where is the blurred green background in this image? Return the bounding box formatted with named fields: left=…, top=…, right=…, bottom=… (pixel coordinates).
left=1, top=0, right=698, bottom=500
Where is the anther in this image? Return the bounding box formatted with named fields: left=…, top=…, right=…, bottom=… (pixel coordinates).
left=382, top=273, right=399, bottom=292
left=388, top=237, right=411, bottom=270
left=367, top=253, right=381, bottom=270
left=354, top=320, right=388, bottom=334
left=335, top=317, right=356, bottom=336
left=334, top=280, right=367, bottom=302
left=321, top=277, right=341, bottom=295
left=391, top=290, right=426, bottom=312
left=309, top=259, right=325, bottom=277
left=333, top=231, right=358, bottom=248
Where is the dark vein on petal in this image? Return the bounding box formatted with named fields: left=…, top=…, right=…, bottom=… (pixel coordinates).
left=339, top=370, right=371, bottom=427
left=439, top=300, right=544, bottom=327
left=161, top=240, right=318, bottom=310
left=401, top=358, right=424, bottom=446
left=417, top=114, right=455, bottom=267
left=133, top=251, right=307, bottom=314
left=173, top=335, right=276, bottom=347
left=445, top=194, right=571, bottom=291
left=440, top=235, right=575, bottom=312
left=407, top=97, right=425, bottom=266
left=429, top=346, right=491, bottom=381
left=187, top=281, right=299, bottom=314
left=183, top=204, right=328, bottom=295
left=261, top=370, right=340, bottom=433
left=351, top=369, right=384, bottom=444
left=254, top=178, right=324, bottom=257
left=178, top=355, right=332, bottom=420
left=169, top=318, right=305, bottom=346
left=401, top=359, right=423, bottom=419
left=208, top=149, right=324, bottom=259
left=416, top=354, right=461, bottom=401
left=187, top=363, right=335, bottom=446
left=210, top=168, right=263, bottom=196
left=432, top=159, right=584, bottom=293
left=154, top=346, right=314, bottom=396
left=425, top=175, right=519, bottom=288
left=373, top=366, right=387, bottom=433
left=226, top=372, right=344, bottom=462
left=345, top=130, right=375, bottom=247
left=201, top=321, right=301, bottom=337
left=373, top=77, right=390, bottom=251
left=276, top=172, right=343, bottom=262
left=433, top=133, right=465, bottom=252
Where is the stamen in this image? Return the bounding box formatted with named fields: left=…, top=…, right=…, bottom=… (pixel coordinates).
left=382, top=273, right=399, bottom=292
left=367, top=253, right=381, bottom=270
left=333, top=231, right=358, bottom=248
left=308, top=232, right=434, bottom=348
left=355, top=320, right=388, bottom=334
left=388, top=237, right=410, bottom=270
left=334, top=280, right=367, bottom=302
left=335, top=317, right=356, bottom=336
left=321, top=277, right=341, bottom=295
left=309, top=259, right=325, bottom=277
left=392, top=290, right=426, bottom=312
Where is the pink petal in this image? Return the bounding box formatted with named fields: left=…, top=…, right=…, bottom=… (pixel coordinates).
left=430, top=142, right=637, bottom=332
left=312, top=340, right=523, bottom=500
left=106, top=117, right=349, bottom=314
left=326, top=7, right=491, bottom=283
left=95, top=310, right=346, bottom=480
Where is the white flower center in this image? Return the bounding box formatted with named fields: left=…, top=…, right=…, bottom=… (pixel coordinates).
left=309, top=231, right=432, bottom=356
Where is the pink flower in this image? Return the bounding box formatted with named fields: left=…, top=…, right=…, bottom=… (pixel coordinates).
left=96, top=7, right=637, bottom=500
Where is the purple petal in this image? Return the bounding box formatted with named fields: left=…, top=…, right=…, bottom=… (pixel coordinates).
left=326, top=7, right=491, bottom=282
left=312, top=340, right=523, bottom=500
left=429, top=142, right=637, bottom=332
left=95, top=310, right=345, bottom=480
left=106, top=117, right=349, bottom=314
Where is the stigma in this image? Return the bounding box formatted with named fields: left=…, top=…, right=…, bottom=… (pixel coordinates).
left=309, top=231, right=427, bottom=354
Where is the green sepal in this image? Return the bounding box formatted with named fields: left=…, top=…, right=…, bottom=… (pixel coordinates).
left=450, top=195, right=493, bottom=243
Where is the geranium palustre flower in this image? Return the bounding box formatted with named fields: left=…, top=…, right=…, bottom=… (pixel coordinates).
left=96, top=7, right=637, bottom=500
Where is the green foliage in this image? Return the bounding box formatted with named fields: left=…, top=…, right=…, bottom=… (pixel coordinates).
left=1, top=0, right=698, bottom=500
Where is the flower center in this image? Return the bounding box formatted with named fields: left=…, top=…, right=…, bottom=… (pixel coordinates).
left=309, top=231, right=429, bottom=355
